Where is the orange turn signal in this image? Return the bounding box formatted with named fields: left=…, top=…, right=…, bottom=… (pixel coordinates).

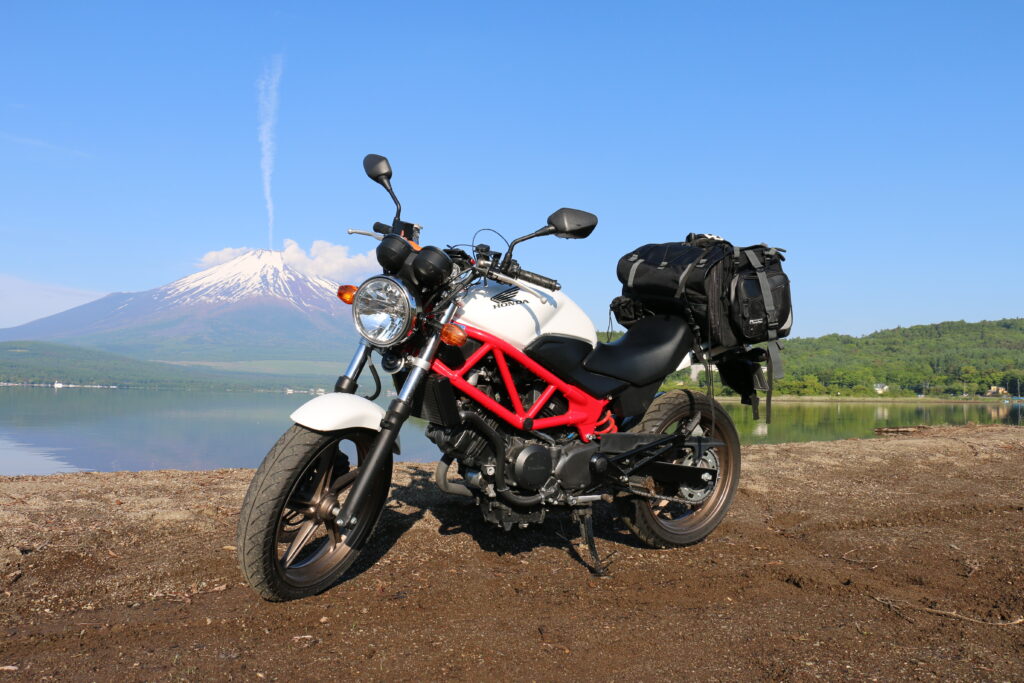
left=337, top=285, right=358, bottom=304
left=440, top=323, right=468, bottom=346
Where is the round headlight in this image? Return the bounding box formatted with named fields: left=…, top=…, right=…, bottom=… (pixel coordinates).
left=352, top=276, right=415, bottom=347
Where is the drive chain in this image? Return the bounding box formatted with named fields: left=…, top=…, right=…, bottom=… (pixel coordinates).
left=625, top=488, right=696, bottom=506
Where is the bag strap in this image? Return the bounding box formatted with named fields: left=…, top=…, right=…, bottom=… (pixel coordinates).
left=626, top=257, right=643, bottom=287
left=673, top=247, right=708, bottom=298
left=750, top=247, right=786, bottom=380
left=765, top=338, right=782, bottom=374
left=743, top=249, right=779, bottom=330
left=766, top=338, right=785, bottom=423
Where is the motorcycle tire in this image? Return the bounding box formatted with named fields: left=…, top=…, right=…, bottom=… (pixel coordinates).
left=236, top=424, right=392, bottom=601
left=618, top=389, right=741, bottom=549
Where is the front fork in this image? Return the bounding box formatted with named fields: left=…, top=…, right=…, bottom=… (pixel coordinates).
left=335, top=303, right=457, bottom=529
left=333, top=341, right=372, bottom=394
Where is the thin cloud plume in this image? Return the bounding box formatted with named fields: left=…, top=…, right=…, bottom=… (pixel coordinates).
left=257, top=55, right=284, bottom=250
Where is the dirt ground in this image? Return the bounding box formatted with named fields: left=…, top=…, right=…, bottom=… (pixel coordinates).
left=0, top=425, right=1022, bottom=681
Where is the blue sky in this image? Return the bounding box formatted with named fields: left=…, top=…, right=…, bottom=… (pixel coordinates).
left=1, top=1, right=1021, bottom=336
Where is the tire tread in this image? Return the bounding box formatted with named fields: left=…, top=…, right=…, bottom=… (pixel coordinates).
left=236, top=425, right=390, bottom=601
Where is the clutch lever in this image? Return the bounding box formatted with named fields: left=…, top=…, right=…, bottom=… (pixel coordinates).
left=347, top=229, right=383, bottom=241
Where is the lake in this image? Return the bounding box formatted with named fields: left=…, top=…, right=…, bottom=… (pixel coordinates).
left=0, top=387, right=1020, bottom=476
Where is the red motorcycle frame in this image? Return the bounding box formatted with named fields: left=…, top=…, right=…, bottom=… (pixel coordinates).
left=430, top=325, right=617, bottom=441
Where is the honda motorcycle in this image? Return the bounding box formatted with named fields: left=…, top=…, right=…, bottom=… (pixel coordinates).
left=237, top=154, right=741, bottom=601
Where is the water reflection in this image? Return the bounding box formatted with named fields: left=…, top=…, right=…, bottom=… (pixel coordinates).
left=0, top=435, right=79, bottom=475
left=0, top=387, right=439, bottom=476
left=0, top=387, right=1019, bottom=476
left=724, top=399, right=1023, bottom=445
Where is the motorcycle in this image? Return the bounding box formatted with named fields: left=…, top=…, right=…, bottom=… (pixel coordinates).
left=236, top=154, right=742, bottom=601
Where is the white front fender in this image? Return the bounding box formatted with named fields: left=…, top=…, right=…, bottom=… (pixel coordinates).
left=290, top=393, right=400, bottom=451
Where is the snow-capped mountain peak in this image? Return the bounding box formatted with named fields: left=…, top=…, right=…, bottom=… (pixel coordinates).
left=0, top=247, right=362, bottom=360
left=155, top=249, right=340, bottom=309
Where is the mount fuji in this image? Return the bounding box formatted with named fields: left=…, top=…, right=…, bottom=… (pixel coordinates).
left=0, top=250, right=361, bottom=361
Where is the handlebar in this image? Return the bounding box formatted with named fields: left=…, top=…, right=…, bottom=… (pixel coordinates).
left=372, top=220, right=420, bottom=242
left=508, top=264, right=561, bottom=291
left=354, top=229, right=561, bottom=292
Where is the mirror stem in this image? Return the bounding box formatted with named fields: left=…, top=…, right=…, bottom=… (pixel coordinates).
left=499, top=225, right=555, bottom=272
left=380, top=178, right=402, bottom=223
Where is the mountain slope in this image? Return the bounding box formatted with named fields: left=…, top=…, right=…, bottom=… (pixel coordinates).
left=0, top=341, right=329, bottom=390
left=0, top=251, right=358, bottom=361
left=155, top=249, right=341, bottom=311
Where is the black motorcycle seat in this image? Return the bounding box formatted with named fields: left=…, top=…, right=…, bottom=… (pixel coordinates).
left=583, top=315, right=692, bottom=387
left=524, top=335, right=629, bottom=398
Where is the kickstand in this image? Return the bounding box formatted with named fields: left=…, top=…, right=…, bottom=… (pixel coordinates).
left=572, top=506, right=609, bottom=577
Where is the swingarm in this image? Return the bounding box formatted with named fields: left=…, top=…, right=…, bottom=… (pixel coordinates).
left=597, top=430, right=723, bottom=491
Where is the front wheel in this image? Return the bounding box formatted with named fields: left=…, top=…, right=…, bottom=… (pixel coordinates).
left=619, top=390, right=741, bottom=548
left=236, top=424, right=392, bottom=601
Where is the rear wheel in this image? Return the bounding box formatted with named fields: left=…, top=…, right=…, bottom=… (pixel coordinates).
left=236, top=424, right=392, bottom=601
left=619, top=390, right=740, bottom=548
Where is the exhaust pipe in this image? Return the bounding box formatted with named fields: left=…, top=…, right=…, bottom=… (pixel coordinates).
left=434, top=453, right=473, bottom=498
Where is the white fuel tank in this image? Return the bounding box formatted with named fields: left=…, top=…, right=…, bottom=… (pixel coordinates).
left=455, top=280, right=597, bottom=350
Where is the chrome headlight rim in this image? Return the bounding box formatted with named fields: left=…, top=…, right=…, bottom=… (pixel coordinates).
left=352, top=275, right=416, bottom=348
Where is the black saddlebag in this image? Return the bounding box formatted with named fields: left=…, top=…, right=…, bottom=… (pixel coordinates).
left=729, top=245, right=792, bottom=345
left=613, top=234, right=792, bottom=347
left=613, top=237, right=738, bottom=348
left=611, top=234, right=793, bottom=422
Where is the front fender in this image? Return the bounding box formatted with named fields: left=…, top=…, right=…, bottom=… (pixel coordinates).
left=290, top=393, right=400, bottom=452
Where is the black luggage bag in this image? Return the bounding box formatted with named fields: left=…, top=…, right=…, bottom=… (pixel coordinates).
left=610, top=233, right=792, bottom=421
left=613, top=238, right=738, bottom=348
left=612, top=234, right=791, bottom=347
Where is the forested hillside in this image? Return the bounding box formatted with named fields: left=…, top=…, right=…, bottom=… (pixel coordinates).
left=775, top=318, right=1023, bottom=396
left=639, top=318, right=1024, bottom=397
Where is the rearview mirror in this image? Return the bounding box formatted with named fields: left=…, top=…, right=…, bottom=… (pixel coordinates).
left=363, top=154, right=393, bottom=187
left=546, top=208, right=598, bottom=239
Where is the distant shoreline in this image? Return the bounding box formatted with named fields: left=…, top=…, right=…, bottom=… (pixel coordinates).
left=711, top=394, right=1013, bottom=404
left=0, top=383, right=328, bottom=394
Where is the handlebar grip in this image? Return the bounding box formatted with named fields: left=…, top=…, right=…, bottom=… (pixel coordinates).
left=372, top=222, right=392, bottom=235
left=516, top=268, right=561, bottom=291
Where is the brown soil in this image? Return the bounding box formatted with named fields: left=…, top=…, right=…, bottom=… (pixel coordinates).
left=1, top=425, right=1022, bottom=681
